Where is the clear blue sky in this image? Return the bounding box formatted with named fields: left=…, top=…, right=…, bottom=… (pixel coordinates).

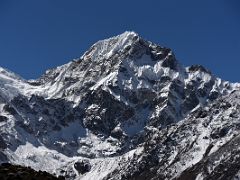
left=0, top=0, right=239, bottom=81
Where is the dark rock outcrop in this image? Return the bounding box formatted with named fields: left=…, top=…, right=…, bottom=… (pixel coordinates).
left=0, top=163, right=64, bottom=180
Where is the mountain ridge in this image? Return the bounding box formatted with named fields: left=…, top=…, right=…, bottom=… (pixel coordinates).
left=0, top=31, right=240, bottom=180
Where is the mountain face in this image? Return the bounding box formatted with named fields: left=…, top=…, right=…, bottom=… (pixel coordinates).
left=0, top=31, right=240, bottom=180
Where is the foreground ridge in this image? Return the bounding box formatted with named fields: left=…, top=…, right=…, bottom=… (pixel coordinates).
left=0, top=163, right=63, bottom=180
left=0, top=31, right=240, bottom=180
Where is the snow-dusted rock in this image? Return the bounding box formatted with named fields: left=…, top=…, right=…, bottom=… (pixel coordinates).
left=0, top=31, right=240, bottom=179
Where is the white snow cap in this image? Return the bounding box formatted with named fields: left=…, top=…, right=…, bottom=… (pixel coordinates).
left=116, top=31, right=139, bottom=40
left=82, top=31, right=140, bottom=60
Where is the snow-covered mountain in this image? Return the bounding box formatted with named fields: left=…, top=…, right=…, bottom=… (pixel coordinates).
left=0, top=31, right=240, bottom=180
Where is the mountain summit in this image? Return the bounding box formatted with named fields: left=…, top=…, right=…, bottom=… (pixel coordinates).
left=0, top=32, right=240, bottom=180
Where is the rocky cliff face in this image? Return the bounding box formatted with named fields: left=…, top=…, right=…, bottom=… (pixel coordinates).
left=0, top=31, right=240, bottom=180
